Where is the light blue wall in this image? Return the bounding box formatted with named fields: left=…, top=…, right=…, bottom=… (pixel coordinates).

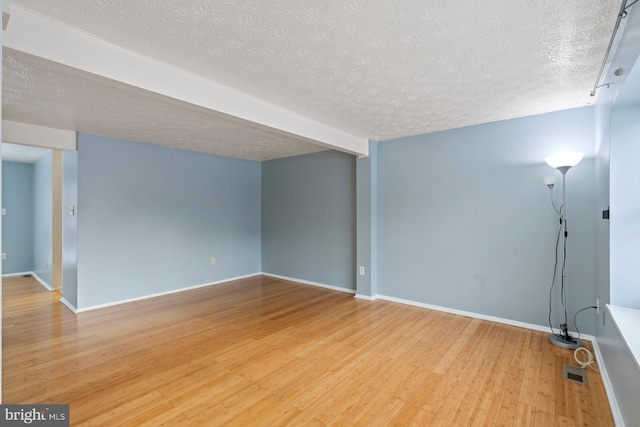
left=33, top=153, right=53, bottom=287
left=1, top=161, right=35, bottom=274
left=594, top=103, right=611, bottom=334
left=596, top=35, right=640, bottom=426
left=356, top=141, right=378, bottom=297
left=377, top=107, right=598, bottom=332
left=262, top=150, right=356, bottom=290
left=609, top=104, right=640, bottom=309
left=76, top=133, right=262, bottom=309
left=62, top=151, right=78, bottom=308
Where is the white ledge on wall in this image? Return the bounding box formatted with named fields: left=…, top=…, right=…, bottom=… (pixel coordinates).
left=607, top=304, right=640, bottom=370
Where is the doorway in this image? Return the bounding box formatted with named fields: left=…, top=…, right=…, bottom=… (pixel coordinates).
left=1, top=142, right=62, bottom=292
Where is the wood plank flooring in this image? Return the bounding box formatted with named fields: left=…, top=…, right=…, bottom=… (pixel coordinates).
left=3, top=275, right=614, bottom=426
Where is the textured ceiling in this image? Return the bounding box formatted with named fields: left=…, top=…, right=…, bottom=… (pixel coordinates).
left=3, top=0, right=621, bottom=160
left=2, top=50, right=327, bottom=161
left=1, top=142, right=50, bottom=163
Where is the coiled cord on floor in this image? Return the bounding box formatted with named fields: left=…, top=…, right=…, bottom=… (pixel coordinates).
left=574, top=346, right=599, bottom=372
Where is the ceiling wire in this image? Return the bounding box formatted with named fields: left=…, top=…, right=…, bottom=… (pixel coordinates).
left=626, top=0, right=639, bottom=11
left=590, top=0, right=632, bottom=97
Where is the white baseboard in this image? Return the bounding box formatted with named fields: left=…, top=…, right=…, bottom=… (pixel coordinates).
left=354, top=293, right=379, bottom=301
left=2, top=271, right=33, bottom=278
left=592, top=337, right=624, bottom=427
left=264, top=278, right=592, bottom=340
left=31, top=272, right=54, bottom=292
left=75, top=273, right=262, bottom=312
left=3, top=271, right=55, bottom=292
left=59, top=297, right=77, bottom=313
left=261, top=272, right=356, bottom=294
left=375, top=294, right=594, bottom=342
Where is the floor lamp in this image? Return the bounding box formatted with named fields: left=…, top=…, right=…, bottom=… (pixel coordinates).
left=544, top=152, right=584, bottom=350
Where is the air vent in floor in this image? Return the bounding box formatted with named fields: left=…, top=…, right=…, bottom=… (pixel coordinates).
left=563, top=364, right=588, bottom=385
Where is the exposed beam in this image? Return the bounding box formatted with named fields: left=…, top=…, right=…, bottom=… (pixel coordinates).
left=2, top=0, right=10, bottom=30
left=2, top=120, right=77, bottom=151
left=3, top=5, right=369, bottom=157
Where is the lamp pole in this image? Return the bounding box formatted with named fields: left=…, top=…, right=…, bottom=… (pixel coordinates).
left=546, top=159, right=583, bottom=350
left=559, top=167, right=570, bottom=342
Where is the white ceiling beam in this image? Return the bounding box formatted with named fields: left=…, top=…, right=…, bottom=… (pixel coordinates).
left=3, top=5, right=369, bottom=157
left=2, top=0, right=11, bottom=30
left=2, top=120, right=77, bottom=151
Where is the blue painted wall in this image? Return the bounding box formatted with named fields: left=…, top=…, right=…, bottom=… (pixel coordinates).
left=377, top=107, right=598, bottom=332
left=595, top=37, right=640, bottom=426
left=76, top=134, right=261, bottom=309
left=62, top=151, right=78, bottom=309
left=594, top=104, right=610, bottom=325
left=262, top=150, right=356, bottom=290
left=356, top=141, right=378, bottom=297
left=33, top=153, right=53, bottom=287
left=609, top=104, right=640, bottom=309
left=1, top=161, right=35, bottom=274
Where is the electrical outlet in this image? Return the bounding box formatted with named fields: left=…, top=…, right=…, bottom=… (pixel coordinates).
left=596, top=298, right=600, bottom=314
left=1, top=208, right=6, bottom=215
left=1, top=253, right=6, bottom=260
left=210, top=257, right=216, bottom=265
left=359, top=266, right=365, bottom=276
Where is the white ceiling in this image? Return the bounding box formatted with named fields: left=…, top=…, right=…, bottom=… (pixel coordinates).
left=2, top=0, right=622, bottom=161
left=1, top=141, right=50, bottom=163
left=2, top=49, right=328, bottom=161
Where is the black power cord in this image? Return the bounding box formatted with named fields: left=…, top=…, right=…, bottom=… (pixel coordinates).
left=560, top=216, right=570, bottom=340
left=574, top=306, right=598, bottom=339
left=548, top=218, right=563, bottom=337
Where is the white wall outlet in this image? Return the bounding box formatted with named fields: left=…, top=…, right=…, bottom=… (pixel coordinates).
left=596, top=298, right=600, bottom=314
left=1, top=208, right=6, bottom=215
left=1, top=253, right=6, bottom=260
left=359, top=266, right=365, bottom=276
left=210, top=257, right=216, bottom=265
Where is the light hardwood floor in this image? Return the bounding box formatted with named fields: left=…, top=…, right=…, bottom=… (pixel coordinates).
left=3, top=275, right=613, bottom=426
